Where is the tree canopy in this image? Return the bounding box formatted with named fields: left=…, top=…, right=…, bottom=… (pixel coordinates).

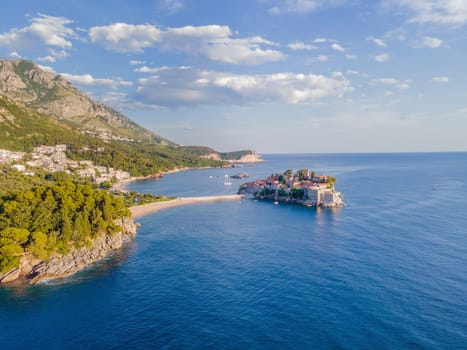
left=0, top=181, right=129, bottom=273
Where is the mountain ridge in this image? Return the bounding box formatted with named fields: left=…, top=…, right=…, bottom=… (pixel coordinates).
left=0, top=59, right=175, bottom=146
left=0, top=58, right=261, bottom=169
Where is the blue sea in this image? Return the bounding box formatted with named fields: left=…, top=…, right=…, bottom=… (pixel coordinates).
left=1, top=153, right=466, bottom=349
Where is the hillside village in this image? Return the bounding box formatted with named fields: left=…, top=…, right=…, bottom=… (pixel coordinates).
left=239, top=169, right=344, bottom=208
left=0, top=145, right=131, bottom=184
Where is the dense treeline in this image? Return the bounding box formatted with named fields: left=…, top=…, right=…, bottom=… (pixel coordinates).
left=0, top=169, right=94, bottom=197
left=0, top=182, right=129, bottom=273
left=68, top=141, right=223, bottom=177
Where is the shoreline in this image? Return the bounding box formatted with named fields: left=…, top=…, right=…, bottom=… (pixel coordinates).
left=111, top=159, right=264, bottom=193
left=111, top=166, right=211, bottom=193
left=130, top=195, right=244, bottom=218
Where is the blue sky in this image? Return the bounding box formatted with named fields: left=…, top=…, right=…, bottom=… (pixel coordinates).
left=1, top=0, right=466, bottom=153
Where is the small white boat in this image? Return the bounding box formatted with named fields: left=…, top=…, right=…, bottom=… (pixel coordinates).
left=224, top=174, right=232, bottom=185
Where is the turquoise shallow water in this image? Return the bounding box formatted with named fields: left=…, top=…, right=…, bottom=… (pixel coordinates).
left=1, top=153, right=466, bottom=349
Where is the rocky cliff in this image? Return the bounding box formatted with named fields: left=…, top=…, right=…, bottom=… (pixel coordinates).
left=225, top=151, right=263, bottom=163
left=0, top=59, right=173, bottom=145
left=0, top=217, right=138, bottom=284
left=179, top=146, right=263, bottom=163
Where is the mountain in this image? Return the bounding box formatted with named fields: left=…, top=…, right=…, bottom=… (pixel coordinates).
left=0, top=59, right=261, bottom=174
left=0, top=59, right=174, bottom=146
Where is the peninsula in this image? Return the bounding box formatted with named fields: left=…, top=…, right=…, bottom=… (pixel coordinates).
left=239, top=169, right=344, bottom=208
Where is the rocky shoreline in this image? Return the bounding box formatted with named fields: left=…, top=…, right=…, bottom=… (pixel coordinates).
left=0, top=217, right=137, bottom=284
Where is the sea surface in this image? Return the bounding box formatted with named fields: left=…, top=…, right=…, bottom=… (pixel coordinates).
left=1, top=153, right=466, bottom=349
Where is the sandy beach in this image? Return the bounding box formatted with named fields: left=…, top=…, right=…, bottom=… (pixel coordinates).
left=130, top=194, right=244, bottom=218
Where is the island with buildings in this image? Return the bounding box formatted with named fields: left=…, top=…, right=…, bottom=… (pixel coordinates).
left=238, top=169, right=344, bottom=208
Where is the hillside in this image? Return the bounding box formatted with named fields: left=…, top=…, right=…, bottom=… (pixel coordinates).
left=0, top=95, right=223, bottom=176
left=180, top=146, right=262, bottom=162
left=0, top=59, right=174, bottom=145
left=0, top=59, right=261, bottom=174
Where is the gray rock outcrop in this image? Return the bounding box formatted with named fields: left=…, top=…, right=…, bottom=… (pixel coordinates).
left=0, top=59, right=172, bottom=145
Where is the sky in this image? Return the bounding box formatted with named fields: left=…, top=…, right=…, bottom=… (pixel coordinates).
left=0, top=0, right=466, bottom=153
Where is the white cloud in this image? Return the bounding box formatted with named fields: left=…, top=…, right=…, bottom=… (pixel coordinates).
left=37, top=55, right=56, bottom=63
left=37, top=64, right=55, bottom=73
left=134, top=66, right=170, bottom=73
left=431, top=76, right=449, bottom=83
left=0, top=14, right=76, bottom=55
left=93, top=91, right=162, bottom=110
left=317, top=55, right=329, bottom=62
left=129, top=60, right=146, bottom=66
left=135, top=66, right=352, bottom=106
left=306, top=54, right=329, bottom=64
left=367, top=36, right=387, bottom=47
left=419, top=36, right=443, bottom=48
left=374, top=53, right=390, bottom=62
left=8, top=51, right=22, bottom=58
left=88, top=23, right=161, bottom=53
left=346, top=69, right=368, bottom=78
left=389, top=0, right=467, bottom=25
left=159, top=0, right=184, bottom=14
left=330, top=43, right=345, bottom=52
left=288, top=41, right=316, bottom=51
left=60, top=73, right=133, bottom=89
left=266, top=0, right=347, bottom=15
left=89, top=23, right=284, bottom=65
left=345, top=54, right=357, bottom=60
left=373, top=77, right=411, bottom=90
left=346, top=69, right=368, bottom=77
left=313, top=37, right=329, bottom=43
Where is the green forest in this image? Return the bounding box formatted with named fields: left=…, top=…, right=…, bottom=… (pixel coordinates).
left=0, top=181, right=129, bottom=273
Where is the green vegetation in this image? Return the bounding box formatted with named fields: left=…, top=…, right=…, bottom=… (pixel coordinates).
left=220, top=150, right=256, bottom=161
left=0, top=97, right=83, bottom=152
left=259, top=188, right=276, bottom=196
left=68, top=141, right=223, bottom=177
left=0, top=59, right=261, bottom=278
left=119, top=191, right=175, bottom=207
left=0, top=181, right=129, bottom=273
left=290, top=188, right=305, bottom=199
left=0, top=169, right=94, bottom=198
left=179, top=146, right=257, bottom=161
left=4, top=59, right=175, bottom=146
left=327, top=176, right=336, bottom=185
left=0, top=96, right=224, bottom=176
